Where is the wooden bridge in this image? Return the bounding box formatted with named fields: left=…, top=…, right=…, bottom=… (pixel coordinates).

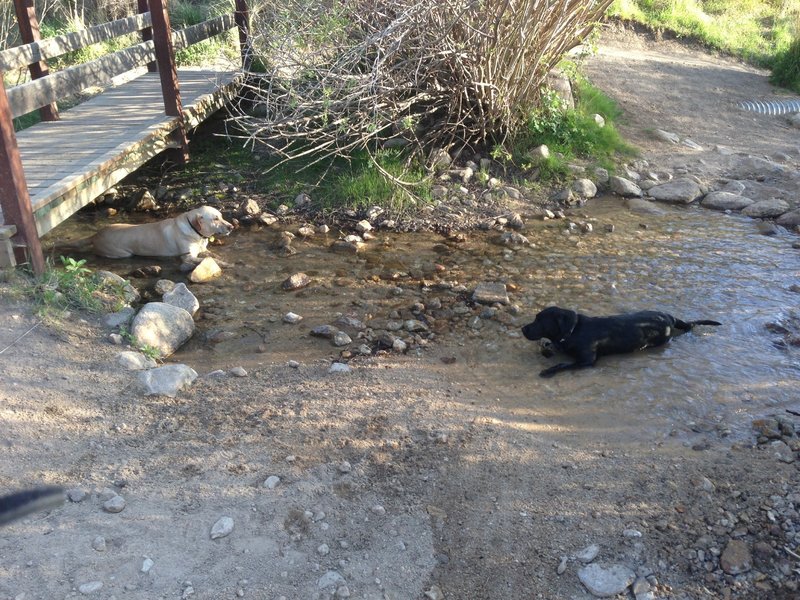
left=0, top=0, right=251, bottom=273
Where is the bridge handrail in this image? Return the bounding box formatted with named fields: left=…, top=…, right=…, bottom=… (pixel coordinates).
left=2, top=12, right=239, bottom=119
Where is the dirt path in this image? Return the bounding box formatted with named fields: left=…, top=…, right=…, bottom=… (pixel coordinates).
left=2, top=26, right=800, bottom=600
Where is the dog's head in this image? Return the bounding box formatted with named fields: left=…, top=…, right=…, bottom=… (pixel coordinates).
left=188, top=206, right=234, bottom=238
left=521, top=306, right=579, bottom=342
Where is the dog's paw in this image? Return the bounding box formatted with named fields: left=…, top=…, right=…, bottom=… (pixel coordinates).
left=539, top=367, right=558, bottom=378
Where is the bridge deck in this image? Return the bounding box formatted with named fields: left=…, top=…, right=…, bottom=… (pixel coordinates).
left=2, top=68, right=239, bottom=237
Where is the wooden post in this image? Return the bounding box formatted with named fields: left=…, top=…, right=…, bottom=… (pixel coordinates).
left=149, top=0, right=189, bottom=164
left=234, top=0, right=252, bottom=70
left=0, top=78, right=45, bottom=274
left=137, top=0, right=157, bottom=73
left=13, top=0, right=59, bottom=121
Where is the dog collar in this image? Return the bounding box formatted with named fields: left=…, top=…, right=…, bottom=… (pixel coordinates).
left=558, top=320, right=578, bottom=344
left=186, top=214, right=207, bottom=238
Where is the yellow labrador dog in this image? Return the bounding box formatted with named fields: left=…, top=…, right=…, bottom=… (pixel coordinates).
left=91, top=206, right=234, bottom=258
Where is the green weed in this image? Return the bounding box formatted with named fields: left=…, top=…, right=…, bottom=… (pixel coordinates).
left=771, top=37, right=800, bottom=93
left=119, top=326, right=162, bottom=361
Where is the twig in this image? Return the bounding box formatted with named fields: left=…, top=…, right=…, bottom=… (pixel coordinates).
left=0, top=321, right=42, bottom=356
left=784, top=545, right=800, bottom=561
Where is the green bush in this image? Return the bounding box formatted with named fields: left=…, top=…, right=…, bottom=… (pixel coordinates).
left=771, top=37, right=800, bottom=93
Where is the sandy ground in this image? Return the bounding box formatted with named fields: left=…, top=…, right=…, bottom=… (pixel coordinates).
left=2, top=24, right=800, bottom=600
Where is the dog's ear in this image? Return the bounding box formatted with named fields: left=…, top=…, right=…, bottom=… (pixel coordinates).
left=554, top=309, right=579, bottom=340
left=191, top=213, right=206, bottom=235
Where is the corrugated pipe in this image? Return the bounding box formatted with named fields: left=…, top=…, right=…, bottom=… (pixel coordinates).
left=738, top=99, right=800, bottom=115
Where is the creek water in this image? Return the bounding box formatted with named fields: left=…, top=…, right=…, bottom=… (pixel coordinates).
left=50, top=196, right=799, bottom=445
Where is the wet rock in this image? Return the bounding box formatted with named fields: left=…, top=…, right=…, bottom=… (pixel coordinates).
left=573, top=178, right=598, bottom=198
left=189, top=257, right=222, bottom=283
left=136, top=364, right=198, bottom=397
left=624, top=198, right=665, bottom=215
left=499, top=231, right=530, bottom=246
left=720, top=539, right=752, bottom=574
left=609, top=176, right=642, bottom=197
left=578, top=563, right=635, bottom=597
left=701, top=191, right=755, bottom=211
left=282, top=273, right=311, bottom=291
left=331, top=240, right=363, bottom=254
left=752, top=418, right=782, bottom=440
left=647, top=178, right=702, bottom=204
left=741, top=199, right=790, bottom=218
left=210, top=516, right=234, bottom=540
left=163, top=283, right=199, bottom=316
left=131, top=302, right=194, bottom=357
left=777, top=209, right=800, bottom=228
left=116, top=351, right=157, bottom=371
left=473, top=282, right=509, bottom=305
left=757, top=221, right=780, bottom=236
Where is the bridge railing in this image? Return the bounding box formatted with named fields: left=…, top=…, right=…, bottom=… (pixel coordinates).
left=0, top=0, right=251, bottom=274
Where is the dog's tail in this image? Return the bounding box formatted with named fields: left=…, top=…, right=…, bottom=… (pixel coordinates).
left=49, top=235, right=94, bottom=254
left=675, top=319, right=722, bottom=331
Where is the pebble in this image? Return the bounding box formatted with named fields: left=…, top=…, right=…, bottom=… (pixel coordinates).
left=339, top=461, right=352, bottom=473
left=578, top=563, right=635, bottom=597
left=229, top=367, right=248, bottom=377
left=283, top=312, right=302, bottom=324
left=318, top=571, right=346, bottom=590
left=557, top=556, right=568, bottom=574
left=371, top=504, right=386, bottom=516
left=67, top=488, right=87, bottom=502
left=328, top=363, right=351, bottom=374
left=424, top=585, right=444, bottom=600
left=282, top=273, right=311, bottom=291
left=102, top=495, right=126, bottom=513
left=575, top=543, right=600, bottom=563
left=78, top=581, right=103, bottom=595
left=318, top=543, right=330, bottom=555
left=720, top=539, right=752, bottom=574
left=91, top=536, right=106, bottom=552
left=141, top=558, right=154, bottom=573
left=210, top=516, right=235, bottom=539
left=623, top=529, right=643, bottom=538
left=287, top=360, right=300, bottom=368
left=333, top=331, right=352, bottom=346
left=264, top=476, right=281, bottom=489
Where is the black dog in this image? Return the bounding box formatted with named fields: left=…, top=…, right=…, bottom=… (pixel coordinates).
left=522, top=306, right=721, bottom=377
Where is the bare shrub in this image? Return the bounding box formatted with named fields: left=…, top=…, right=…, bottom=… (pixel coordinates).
left=231, top=0, right=612, bottom=167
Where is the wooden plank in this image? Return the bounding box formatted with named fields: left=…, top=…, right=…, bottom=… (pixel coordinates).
left=0, top=13, right=153, bottom=72
left=8, top=42, right=157, bottom=118
left=172, top=14, right=236, bottom=51
left=138, top=0, right=157, bottom=72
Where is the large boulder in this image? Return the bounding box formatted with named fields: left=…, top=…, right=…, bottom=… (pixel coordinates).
left=131, top=302, right=195, bottom=358
left=700, top=191, right=755, bottom=211
left=609, top=176, right=642, bottom=197
left=777, top=209, right=800, bottom=227
left=741, top=199, right=790, bottom=218
left=647, top=178, right=702, bottom=204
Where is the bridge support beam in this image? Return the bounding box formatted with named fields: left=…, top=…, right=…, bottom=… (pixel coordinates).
left=234, top=0, right=252, bottom=70
left=149, top=0, right=189, bottom=165
left=0, top=81, right=45, bottom=274
left=13, top=0, right=59, bottom=122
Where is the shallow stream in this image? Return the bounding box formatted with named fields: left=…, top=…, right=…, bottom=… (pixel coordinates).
left=50, top=197, right=799, bottom=445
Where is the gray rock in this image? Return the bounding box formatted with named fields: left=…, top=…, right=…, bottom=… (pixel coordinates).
left=154, top=279, right=176, bottom=295
left=311, top=325, right=338, bottom=339
left=572, top=178, right=597, bottom=198
left=141, top=557, right=154, bottom=573
left=283, top=312, right=302, bottom=324
left=741, top=198, right=790, bottom=218
left=328, top=363, right=351, bottom=374
left=67, top=488, right=87, bottom=502
left=701, top=191, right=755, bottom=211
left=647, top=178, right=702, bottom=204
left=594, top=167, right=610, bottom=183
left=163, top=283, right=199, bottom=316
left=333, top=331, right=352, bottom=346
left=575, top=543, right=600, bottom=563
left=624, top=198, right=665, bottom=215
left=78, top=581, right=103, bottom=595
left=720, top=539, right=752, bottom=574
left=135, top=364, right=198, bottom=397
left=653, top=129, right=680, bottom=144
left=95, top=270, right=139, bottom=304
left=103, top=495, right=126, bottom=513
left=116, top=351, right=157, bottom=371
left=682, top=138, right=703, bottom=151
left=210, top=516, right=235, bottom=539
left=131, top=302, right=194, bottom=357
left=282, top=272, right=311, bottom=291
left=777, top=209, right=800, bottom=227
left=404, top=319, right=429, bottom=332
left=264, top=475, right=281, bottom=489
left=757, top=221, right=780, bottom=236
left=92, top=535, right=106, bottom=552
left=577, top=563, right=635, bottom=597
left=229, top=367, right=248, bottom=377
left=318, top=570, right=347, bottom=590
left=103, top=307, right=136, bottom=329
left=473, top=282, right=509, bottom=305
left=609, top=176, right=642, bottom=197
left=721, top=180, right=747, bottom=194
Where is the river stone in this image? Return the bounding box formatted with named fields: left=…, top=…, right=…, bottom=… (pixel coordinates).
left=473, top=282, right=509, bottom=305
left=163, top=283, right=199, bottom=316
left=102, top=495, right=126, bottom=513
left=116, top=350, right=157, bottom=371
left=777, top=208, right=800, bottom=227
left=78, top=581, right=103, bottom=595
left=741, top=198, right=790, bottom=218
left=189, top=257, right=222, bottom=283
left=722, top=180, right=747, bottom=194
left=131, top=302, right=194, bottom=357
left=136, top=364, right=198, bottom=397
left=647, top=178, right=702, bottom=204
left=283, top=272, right=311, bottom=291
left=624, top=198, right=664, bottom=215
left=154, top=279, right=176, bottom=295
left=103, top=307, right=136, bottom=329
left=572, top=178, right=597, bottom=198
left=575, top=543, right=600, bottom=563
left=720, top=539, right=752, bottom=574
left=210, top=516, right=234, bottom=539
left=95, top=270, right=139, bottom=304
left=609, top=176, right=642, bottom=197
left=701, top=191, right=755, bottom=211
left=577, top=563, right=635, bottom=597
left=333, top=331, right=352, bottom=346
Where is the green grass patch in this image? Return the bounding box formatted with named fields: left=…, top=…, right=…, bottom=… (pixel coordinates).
left=9, top=256, right=129, bottom=319
left=608, top=0, right=800, bottom=68
left=510, top=78, right=635, bottom=180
